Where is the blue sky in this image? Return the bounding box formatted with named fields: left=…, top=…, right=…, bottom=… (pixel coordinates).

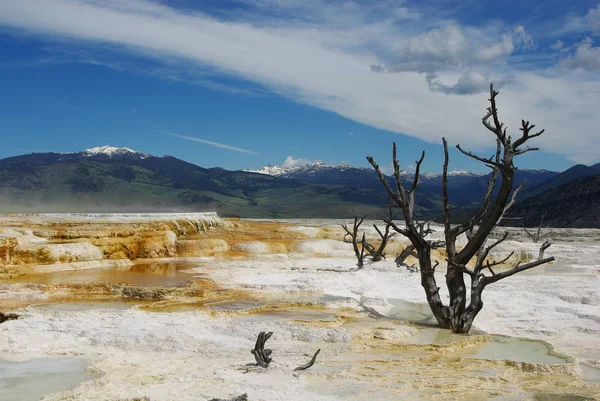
left=1, top=0, right=600, bottom=173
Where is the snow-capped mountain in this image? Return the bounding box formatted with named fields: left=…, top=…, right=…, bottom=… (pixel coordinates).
left=245, top=162, right=388, bottom=189
left=246, top=162, right=486, bottom=181
left=80, top=145, right=150, bottom=159
left=244, top=161, right=559, bottom=207
left=246, top=161, right=370, bottom=177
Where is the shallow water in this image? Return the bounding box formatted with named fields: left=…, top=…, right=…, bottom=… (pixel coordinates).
left=0, top=357, right=92, bottom=401
left=468, top=335, right=568, bottom=364
left=41, top=299, right=153, bottom=311
left=386, top=298, right=437, bottom=324
left=1, top=262, right=199, bottom=287
left=385, top=298, right=570, bottom=364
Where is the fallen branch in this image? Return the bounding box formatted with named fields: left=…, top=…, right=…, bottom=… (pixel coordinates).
left=294, top=349, right=321, bottom=372
left=209, top=394, right=248, bottom=401
left=316, top=267, right=360, bottom=273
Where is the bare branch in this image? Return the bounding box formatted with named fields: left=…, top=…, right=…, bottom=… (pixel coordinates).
left=513, top=119, right=545, bottom=151
left=476, top=231, right=509, bottom=271
left=416, top=221, right=434, bottom=237
left=539, top=240, right=551, bottom=260
left=498, top=181, right=525, bottom=225
left=482, top=240, right=554, bottom=287
left=395, top=244, right=418, bottom=266
left=366, top=155, right=403, bottom=208
left=448, top=261, right=474, bottom=278
left=485, top=251, right=515, bottom=269
left=514, top=146, right=539, bottom=156
left=294, top=349, right=321, bottom=372
left=442, top=138, right=452, bottom=238
left=410, top=151, right=425, bottom=194
left=368, top=222, right=395, bottom=261
left=523, top=214, right=549, bottom=243
left=392, top=143, right=409, bottom=207
left=455, top=144, right=503, bottom=169
left=384, top=217, right=410, bottom=237
left=482, top=256, right=554, bottom=287
left=407, top=151, right=425, bottom=219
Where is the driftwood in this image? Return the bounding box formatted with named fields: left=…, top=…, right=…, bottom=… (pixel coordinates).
left=209, top=394, right=248, bottom=401
left=249, top=332, right=322, bottom=374
left=251, top=331, right=273, bottom=368
left=367, top=84, right=554, bottom=334
left=0, top=312, right=18, bottom=324
left=294, top=349, right=321, bottom=372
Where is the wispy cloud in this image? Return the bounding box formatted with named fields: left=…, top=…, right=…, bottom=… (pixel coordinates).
left=1, top=0, right=600, bottom=163
left=163, top=132, right=257, bottom=155
left=282, top=156, right=319, bottom=167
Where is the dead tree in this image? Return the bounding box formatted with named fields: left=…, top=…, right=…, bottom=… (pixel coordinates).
left=523, top=214, right=550, bottom=243
left=365, top=221, right=395, bottom=262
left=367, top=84, right=555, bottom=334
left=251, top=331, right=273, bottom=368
left=342, top=216, right=368, bottom=268
left=395, top=221, right=444, bottom=271
left=342, top=216, right=395, bottom=267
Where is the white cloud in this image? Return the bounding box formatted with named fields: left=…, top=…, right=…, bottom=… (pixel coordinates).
left=427, top=70, right=494, bottom=95
left=1, top=0, right=600, bottom=164
left=282, top=156, right=319, bottom=168
left=373, top=25, right=534, bottom=94
left=163, top=132, right=257, bottom=155
left=551, top=40, right=564, bottom=50
left=558, top=5, right=600, bottom=36
left=588, top=5, right=600, bottom=34
left=558, top=38, right=600, bottom=72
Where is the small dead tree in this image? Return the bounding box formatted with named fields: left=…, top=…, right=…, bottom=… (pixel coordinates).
left=367, top=84, right=555, bottom=334
left=523, top=214, right=550, bottom=243
left=365, top=220, right=395, bottom=262
left=342, top=215, right=395, bottom=267
left=342, top=216, right=368, bottom=268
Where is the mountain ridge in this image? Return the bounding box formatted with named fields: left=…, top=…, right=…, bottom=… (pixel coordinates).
left=0, top=146, right=594, bottom=226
